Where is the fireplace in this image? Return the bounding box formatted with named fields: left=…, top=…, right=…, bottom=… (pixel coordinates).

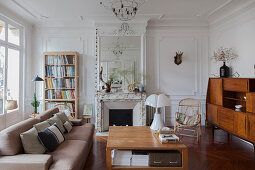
left=109, top=109, right=133, bottom=126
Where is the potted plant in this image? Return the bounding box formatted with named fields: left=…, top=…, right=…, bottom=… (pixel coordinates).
left=31, top=93, right=40, bottom=114
left=212, top=47, right=237, bottom=77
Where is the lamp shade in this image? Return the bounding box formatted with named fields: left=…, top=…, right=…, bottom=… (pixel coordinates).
left=32, top=75, right=44, bottom=82
left=157, top=94, right=170, bottom=108
left=145, top=94, right=158, bottom=107
left=145, top=94, right=170, bottom=108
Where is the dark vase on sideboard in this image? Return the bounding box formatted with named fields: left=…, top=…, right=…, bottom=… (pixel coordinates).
left=220, top=62, right=229, bottom=78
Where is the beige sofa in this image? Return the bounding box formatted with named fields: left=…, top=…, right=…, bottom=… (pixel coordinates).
left=0, top=107, right=95, bottom=170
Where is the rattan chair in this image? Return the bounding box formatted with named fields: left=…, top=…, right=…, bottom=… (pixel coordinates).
left=174, top=98, right=201, bottom=142
left=54, top=103, right=75, bottom=119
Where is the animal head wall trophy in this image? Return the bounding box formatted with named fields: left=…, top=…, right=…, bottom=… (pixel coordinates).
left=174, top=51, right=183, bottom=65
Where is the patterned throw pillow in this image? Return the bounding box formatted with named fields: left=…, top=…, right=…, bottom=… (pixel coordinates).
left=47, top=114, right=66, bottom=134
left=63, top=121, right=72, bottom=133
left=177, top=113, right=186, bottom=124
left=20, top=127, right=46, bottom=154
left=38, top=124, right=65, bottom=152
left=182, top=114, right=199, bottom=125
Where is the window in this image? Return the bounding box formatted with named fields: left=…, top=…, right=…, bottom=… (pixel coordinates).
left=0, top=16, right=23, bottom=115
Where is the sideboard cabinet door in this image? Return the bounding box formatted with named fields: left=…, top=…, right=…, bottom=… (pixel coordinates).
left=234, top=112, right=247, bottom=138
left=247, top=114, right=255, bottom=142
left=219, top=108, right=234, bottom=132
left=207, top=104, right=218, bottom=125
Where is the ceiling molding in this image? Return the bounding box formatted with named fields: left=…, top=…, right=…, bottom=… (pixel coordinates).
left=208, top=0, right=233, bottom=16
left=209, top=0, right=255, bottom=27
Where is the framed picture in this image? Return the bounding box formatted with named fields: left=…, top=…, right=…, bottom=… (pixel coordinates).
left=83, top=104, right=92, bottom=116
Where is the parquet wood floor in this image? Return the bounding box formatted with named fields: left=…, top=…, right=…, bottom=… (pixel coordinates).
left=83, top=127, right=255, bottom=170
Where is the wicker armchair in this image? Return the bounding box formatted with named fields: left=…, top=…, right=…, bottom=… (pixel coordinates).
left=174, top=98, right=201, bottom=142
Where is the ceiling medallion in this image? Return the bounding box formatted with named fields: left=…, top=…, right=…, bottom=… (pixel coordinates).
left=100, top=0, right=145, bottom=21
left=114, top=22, right=135, bottom=36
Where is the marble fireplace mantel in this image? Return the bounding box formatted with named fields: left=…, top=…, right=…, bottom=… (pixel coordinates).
left=95, top=91, right=147, bottom=132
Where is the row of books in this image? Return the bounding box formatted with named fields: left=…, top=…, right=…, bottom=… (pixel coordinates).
left=46, top=55, right=75, bottom=65
left=45, top=102, right=75, bottom=113
left=45, top=66, right=75, bottom=77
left=45, top=78, right=75, bottom=89
left=46, top=90, right=75, bottom=99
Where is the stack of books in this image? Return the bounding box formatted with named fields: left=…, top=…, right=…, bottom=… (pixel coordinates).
left=112, top=150, right=132, bottom=166
left=47, top=90, right=75, bottom=99
left=45, top=78, right=75, bottom=89
left=131, top=151, right=149, bottom=166
left=46, top=55, right=73, bottom=65
left=154, top=127, right=180, bottom=144
left=45, top=66, right=75, bottom=77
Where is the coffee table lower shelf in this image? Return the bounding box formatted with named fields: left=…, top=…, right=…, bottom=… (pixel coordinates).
left=112, top=166, right=186, bottom=170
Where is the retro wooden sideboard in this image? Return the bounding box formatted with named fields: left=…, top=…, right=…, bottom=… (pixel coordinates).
left=206, top=78, right=255, bottom=148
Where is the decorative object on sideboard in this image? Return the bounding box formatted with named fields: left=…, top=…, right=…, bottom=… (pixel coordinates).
left=145, top=94, right=170, bottom=130
left=100, top=67, right=111, bottom=93
left=99, top=0, right=145, bottom=21
left=212, top=47, right=237, bottom=78
left=174, top=51, right=183, bottom=65
left=31, top=75, right=44, bottom=114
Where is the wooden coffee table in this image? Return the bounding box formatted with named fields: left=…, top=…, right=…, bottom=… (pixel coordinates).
left=106, top=126, right=188, bottom=170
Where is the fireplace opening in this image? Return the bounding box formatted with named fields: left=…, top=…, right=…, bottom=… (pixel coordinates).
left=109, top=109, right=133, bottom=126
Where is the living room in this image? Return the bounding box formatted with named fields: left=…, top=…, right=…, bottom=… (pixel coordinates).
left=0, top=0, right=255, bottom=170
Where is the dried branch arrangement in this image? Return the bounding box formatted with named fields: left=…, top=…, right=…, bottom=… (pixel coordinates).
left=212, top=47, right=237, bottom=62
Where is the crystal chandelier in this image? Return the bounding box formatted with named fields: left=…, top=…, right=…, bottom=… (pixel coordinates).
left=100, top=0, right=145, bottom=21
left=113, top=22, right=135, bottom=36
left=112, top=38, right=126, bottom=58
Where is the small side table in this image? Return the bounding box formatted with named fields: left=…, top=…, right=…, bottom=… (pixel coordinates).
left=83, top=115, right=92, bottom=123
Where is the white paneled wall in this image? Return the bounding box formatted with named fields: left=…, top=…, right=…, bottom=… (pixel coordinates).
left=146, top=28, right=209, bottom=126
left=31, top=25, right=209, bottom=126
left=209, top=4, right=255, bottom=78
left=31, top=27, right=96, bottom=118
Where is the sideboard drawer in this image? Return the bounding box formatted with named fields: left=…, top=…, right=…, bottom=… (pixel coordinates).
left=223, top=79, right=249, bottom=92
left=219, top=108, right=234, bottom=132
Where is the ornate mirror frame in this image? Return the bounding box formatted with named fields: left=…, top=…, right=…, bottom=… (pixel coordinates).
left=95, top=22, right=147, bottom=92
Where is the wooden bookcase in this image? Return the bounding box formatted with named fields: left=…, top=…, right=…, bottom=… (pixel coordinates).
left=206, top=78, right=255, bottom=148
left=43, top=52, right=79, bottom=119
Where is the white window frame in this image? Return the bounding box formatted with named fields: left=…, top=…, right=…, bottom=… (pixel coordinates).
left=0, top=13, right=24, bottom=127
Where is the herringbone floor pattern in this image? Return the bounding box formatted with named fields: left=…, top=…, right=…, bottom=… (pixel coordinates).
left=84, top=127, right=255, bottom=170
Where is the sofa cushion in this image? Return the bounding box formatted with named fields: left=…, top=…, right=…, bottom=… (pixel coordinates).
left=34, top=121, right=51, bottom=132
left=47, top=114, right=66, bottom=134
left=36, top=107, right=59, bottom=121
left=56, top=112, right=73, bottom=126
left=65, top=123, right=94, bottom=143
left=0, top=154, right=52, bottom=170
left=49, top=140, right=89, bottom=170
left=0, top=118, right=40, bottom=156
left=38, top=124, right=65, bottom=152
left=63, top=121, right=72, bottom=133
left=20, top=127, right=46, bottom=154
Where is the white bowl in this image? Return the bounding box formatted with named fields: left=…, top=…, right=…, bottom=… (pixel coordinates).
left=235, top=105, right=243, bottom=109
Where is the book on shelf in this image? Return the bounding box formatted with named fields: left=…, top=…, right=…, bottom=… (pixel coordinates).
left=46, top=90, right=75, bottom=99
left=45, top=78, right=75, bottom=89
left=46, top=55, right=74, bottom=65
left=45, top=66, right=75, bottom=77
left=46, top=102, right=75, bottom=112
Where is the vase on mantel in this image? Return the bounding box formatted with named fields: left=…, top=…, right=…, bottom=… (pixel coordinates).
left=220, top=62, right=230, bottom=78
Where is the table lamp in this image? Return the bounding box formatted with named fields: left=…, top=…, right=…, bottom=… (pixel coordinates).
left=145, top=94, right=170, bottom=130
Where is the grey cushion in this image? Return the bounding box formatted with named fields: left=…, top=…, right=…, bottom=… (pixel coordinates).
left=20, top=127, right=46, bottom=154
left=33, top=121, right=51, bottom=132
left=56, top=112, right=73, bottom=126
left=63, top=121, right=72, bottom=133
left=47, top=114, right=66, bottom=134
